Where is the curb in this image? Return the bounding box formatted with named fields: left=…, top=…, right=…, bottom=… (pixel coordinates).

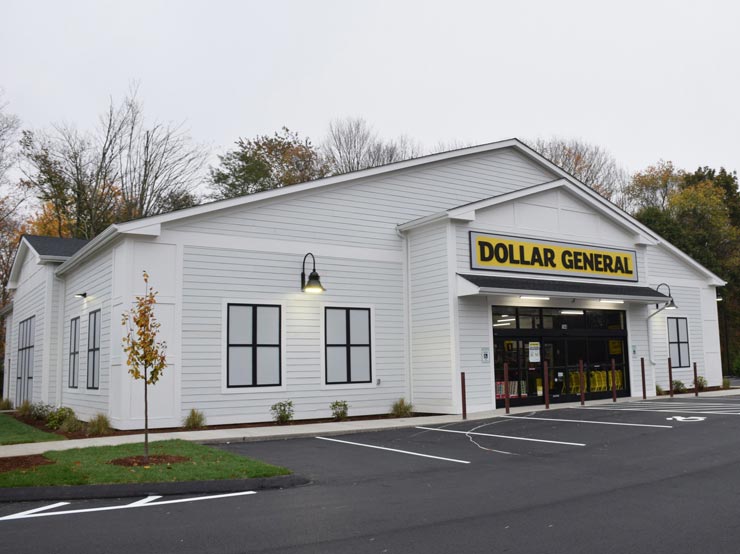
left=0, top=473, right=310, bottom=503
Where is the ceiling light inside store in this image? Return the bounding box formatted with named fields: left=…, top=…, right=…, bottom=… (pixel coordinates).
left=560, top=310, right=584, bottom=315
left=493, top=322, right=512, bottom=327
left=496, top=318, right=516, bottom=323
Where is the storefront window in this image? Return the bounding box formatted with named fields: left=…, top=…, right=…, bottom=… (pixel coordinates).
left=518, top=308, right=541, bottom=329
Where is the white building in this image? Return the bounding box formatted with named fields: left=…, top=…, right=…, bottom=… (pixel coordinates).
left=2, top=139, right=725, bottom=429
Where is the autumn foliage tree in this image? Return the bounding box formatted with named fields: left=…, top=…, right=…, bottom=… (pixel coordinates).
left=121, top=271, right=167, bottom=462
left=209, top=127, right=328, bottom=199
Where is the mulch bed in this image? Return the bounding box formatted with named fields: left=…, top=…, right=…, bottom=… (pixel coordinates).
left=0, top=454, right=54, bottom=473
left=109, top=455, right=190, bottom=467
left=12, top=411, right=433, bottom=440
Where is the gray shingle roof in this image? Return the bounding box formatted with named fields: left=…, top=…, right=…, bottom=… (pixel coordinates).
left=23, top=235, right=90, bottom=258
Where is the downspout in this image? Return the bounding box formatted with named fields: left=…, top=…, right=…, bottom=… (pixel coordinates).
left=396, top=225, right=413, bottom=404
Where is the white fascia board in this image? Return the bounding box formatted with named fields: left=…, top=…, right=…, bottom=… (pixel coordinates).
left=121, top=223, right=161, bottom=236
left=55, top=226, right=120, bottom=276
left=115, top=138, right=523, bottom=234
left=475, top=287, right=664, bottom=304
left=6, top=238, right=35, bottom=290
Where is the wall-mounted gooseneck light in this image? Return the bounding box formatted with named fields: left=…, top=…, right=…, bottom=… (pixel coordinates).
left=75, top=292, right=87, bottom=298
left=655, top=283, right=677, bottom=310
left=301, top=253, right=325, bottom=294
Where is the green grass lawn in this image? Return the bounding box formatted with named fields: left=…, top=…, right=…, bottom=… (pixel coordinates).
left=0, top=413, right=64, bottom=445
left=0, top=439, right=290, bottom=488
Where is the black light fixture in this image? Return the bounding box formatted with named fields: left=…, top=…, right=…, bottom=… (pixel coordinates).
left=655, top=283, right=677, bottom=310
left=301, top=252, right=325, bottom=294
left=75, top=292, right=87, bottom=298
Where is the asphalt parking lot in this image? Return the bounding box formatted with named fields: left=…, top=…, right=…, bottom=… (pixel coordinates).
left=4, top=396, right=740, bottom=554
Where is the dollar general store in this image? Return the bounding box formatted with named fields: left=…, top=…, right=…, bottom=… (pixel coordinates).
left=2, top=139, right=725, bottom=428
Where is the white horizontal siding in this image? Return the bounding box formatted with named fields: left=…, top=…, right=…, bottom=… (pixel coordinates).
left=59, top=249, right=113, bottom=420
left=180, top=245, right=406, bottom=424
left=171, top=148, right=556, bottom=251
left=7, top=254, right=47, bottom=405
left=408, top=221, right=454, bottom=411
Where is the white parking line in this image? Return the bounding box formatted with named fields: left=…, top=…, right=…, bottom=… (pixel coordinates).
left=582, top=406, right=738, bottom=416
left=315, top=436, right=471, bottom=464
left=0, top=491, right=258, bottom=521
left=497, top=415, right=673, bottom=429
left=415, top=426, right=585, bottom=446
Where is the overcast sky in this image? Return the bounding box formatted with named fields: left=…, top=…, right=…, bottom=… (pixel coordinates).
left=2, top=0, right=739, bottom=175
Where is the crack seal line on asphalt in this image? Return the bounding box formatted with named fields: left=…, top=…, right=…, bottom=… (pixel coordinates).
left=409, top=418, right=516, bottom=456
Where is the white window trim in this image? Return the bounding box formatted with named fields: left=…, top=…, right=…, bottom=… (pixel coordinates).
left=220, top=299, right=287, bottom=394
left=320, top=302, right=377, bottom=391
left=666, top=315, right=691, bottom=369
left=73, top=298, right=106, bottom=396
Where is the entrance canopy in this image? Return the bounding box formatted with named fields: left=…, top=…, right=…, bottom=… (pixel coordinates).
left=457, top=274, right=670, bottom=304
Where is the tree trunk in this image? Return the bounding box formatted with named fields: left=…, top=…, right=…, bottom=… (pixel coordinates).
left=144, top=366, right=149, bottom=463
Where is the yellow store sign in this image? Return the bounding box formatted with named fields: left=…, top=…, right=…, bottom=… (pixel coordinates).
left=470, top=232, right=637, bottom=282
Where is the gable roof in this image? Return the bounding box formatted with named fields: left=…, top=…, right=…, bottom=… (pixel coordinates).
left=23, top=235, right=90, bottom=258
left=7, top=235, right=90, bottom=290
left=52, top=138, right=725, bottom=286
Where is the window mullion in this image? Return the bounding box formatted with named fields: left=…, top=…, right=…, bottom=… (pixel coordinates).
left=345, top=309, right=351, bottom=383
left=252, top=307, right=258, bottom=386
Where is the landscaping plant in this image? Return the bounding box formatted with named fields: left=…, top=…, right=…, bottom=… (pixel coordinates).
left=87, top=413, right=113, bottom=436
left=183, top=408, right=206, bottom=430
left=695, top=376, right=708, bottom=391
left=390, top=398, right=413, bottom=418
left=270, top=400, right=294, bottom=424
left=122, top=271, right=167, bottom=462
left=0, top=398, right=12, bottom=410
left=672, top=380, right=687, bottom=393
left=46, top=407, right=76, bottom=430
left=330, top=400, right=349, bottom=421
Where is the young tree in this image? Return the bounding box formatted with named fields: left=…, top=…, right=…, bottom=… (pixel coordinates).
left=121, top=271, right=167, bottom=463
left=209, top=127, right=328, bottom=200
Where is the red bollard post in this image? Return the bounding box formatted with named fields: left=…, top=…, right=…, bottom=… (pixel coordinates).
left=461, top=372, right=467, bottom=419
left=693, top=362, right=699, bottom=397
left=641, top=357, right=646, bottom=400
left=544, top=360, right=550, bottom=410
left=668, top=357, right=674, bottom=398
left=611, top=358, right=617, bottom=402
left=579, top=359, right=585, bottom=406
left=503, top=362, right=510, bottom=415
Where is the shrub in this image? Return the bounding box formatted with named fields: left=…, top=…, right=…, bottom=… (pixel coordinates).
left=655, top=384, right=664, bottom=396
left=330, top=400, right=349, bottom=421
left=270, top=400, right=294, bottom=424
left=695, top=376, right=708, bottom=391
left=59, top=413, right=84, bottom=433
left=87, top=413, right=113, bottom=436
left=47, top=407, right=76, bottom=430
left=0, top=398, right=12, bottom=410
left=723, top=377, right=731, bottom=390
left=672, top=380, right=687, bottom=393
left=183, top=408, right=206, bottom=430
left=390, top=398, right=413, bottom=418
left=17, top=400, right=33, bottom=418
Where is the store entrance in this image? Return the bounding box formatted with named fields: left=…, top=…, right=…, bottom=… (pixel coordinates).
left=493, top=306, right=629, bottom=408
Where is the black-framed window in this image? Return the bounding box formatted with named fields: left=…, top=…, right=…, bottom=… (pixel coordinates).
left=227, top=304, right=281, bottom=387
left=325, top=307, right=372, bottom=384
left=87, top=310, right=101, bottom=389
left=16, top=316, right=35, bottom=405
left=68, top=317, right=80, bottom=388
left=667, top=317, right=690, bottom=368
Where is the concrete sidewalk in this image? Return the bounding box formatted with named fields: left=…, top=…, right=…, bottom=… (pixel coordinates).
left=3, top=390, right=739, bottom=459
